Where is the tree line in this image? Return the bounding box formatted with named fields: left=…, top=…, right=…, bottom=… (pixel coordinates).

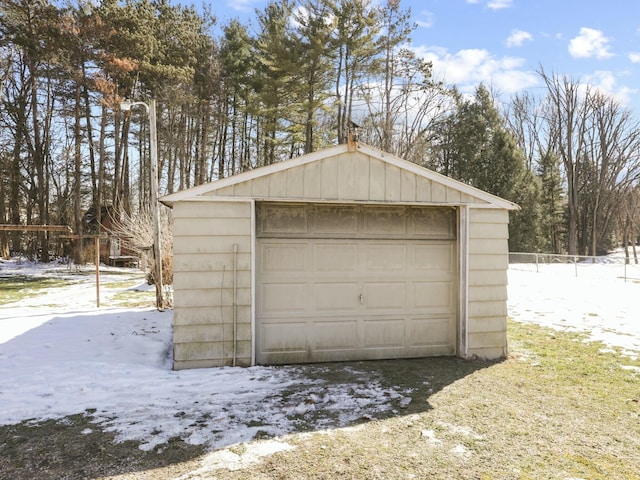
left=1, top=0, right=640, bottom=262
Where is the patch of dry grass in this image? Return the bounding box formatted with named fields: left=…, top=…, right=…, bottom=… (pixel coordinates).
left=1, top=320, right=639, bottom=479
left=0, top=276, right=70, bottom=305
left=205, top=322, right=640, bottom=480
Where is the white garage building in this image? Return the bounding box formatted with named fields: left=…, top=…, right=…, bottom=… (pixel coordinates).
left=161, top=142, right=518, bottom=369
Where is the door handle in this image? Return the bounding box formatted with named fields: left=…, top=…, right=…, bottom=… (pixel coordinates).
left=359, top=293, right=364, bottom=305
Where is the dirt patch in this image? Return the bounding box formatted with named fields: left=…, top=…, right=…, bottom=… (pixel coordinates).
left=0, top=413, right=204, bottom=480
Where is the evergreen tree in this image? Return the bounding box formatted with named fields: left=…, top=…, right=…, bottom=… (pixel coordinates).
left=331, top=0, right=380, bottom=144
left=430, top=85, right=542, bottom=251
left=291, top=0, right=335, bottom=153
left=537, top=153, right=566, bottom=253
left=253, top=0, right=297, bottom=165
left=219, top=20, right=254, bottom=175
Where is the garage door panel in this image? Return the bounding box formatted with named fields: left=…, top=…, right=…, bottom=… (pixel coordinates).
left=363, top=206, right=406, bottom=235
left=259, top=203, right=308, bottom=235
left=313, top=320, right=358, bottom=350
left=413, top=282, right=454, bottom=310
left=313, top=205, right=358, bottom=234
left=315, top=283, right=359, bottom=311
left=362, top=282, right=406, bottom=310
left=261, top=283, right=307, bottom=313
left=260, top=323, right=307, bottom=352
left=314, top=243, right=358, bottom=272
left=409, top=317, right=454, bottom=347
left=413, top=244, right=455, bottom=272
left=363, top=319, right=405, bottom=348
left=362, top=244, right=406, bottom=271
left=262, top=244, right=306, bottom=272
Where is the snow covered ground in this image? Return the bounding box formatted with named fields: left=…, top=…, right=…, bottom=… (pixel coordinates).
left=1, top=256, right=639, bottom=453
left=508, top=260, right=640, bottom=356
left=0, top=259, right=411, bottom=452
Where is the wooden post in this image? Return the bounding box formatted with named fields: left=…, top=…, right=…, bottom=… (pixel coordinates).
left=61, top=234, right=107, bottom=308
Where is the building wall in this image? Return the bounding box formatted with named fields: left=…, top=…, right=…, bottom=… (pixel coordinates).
left=208, top=152, right=484, bottom=206
left=172, top=200, right=253, bottom=369
left=466, top=208, right=510, bottom=359
left=169, top=151, right=512, bottom=368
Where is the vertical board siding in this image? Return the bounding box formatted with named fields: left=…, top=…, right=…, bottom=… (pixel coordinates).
left=320, top=157, right=339, bottom=199
left=431, top=183, right=447, bottom=203
left=385, top=164, right=402, bottom=201
left=467, top=208, right=509, bottom=358
left=172, top=200, right=252, bottom=369
left=400, top=170, right=416, bottom=202
left=337, top=155, right=357, bottom=200
left=286, top=167, right=304, bottom=198
left=303, top=161, right=322, bottom=198
left=200, top=152, right=492, bottom=207
left=353, top=155, right=372, bottom=199
left=369, top=157, right=386, bottom=201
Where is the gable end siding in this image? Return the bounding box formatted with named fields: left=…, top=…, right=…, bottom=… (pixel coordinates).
left=206, top=152, right=488, bottom=206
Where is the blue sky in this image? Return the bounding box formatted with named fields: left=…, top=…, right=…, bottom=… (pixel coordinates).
left=198, top=0, right=640, bottom=112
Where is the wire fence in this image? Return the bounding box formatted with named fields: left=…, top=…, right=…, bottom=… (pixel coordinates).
left=509, top=251, right=640, bottom=282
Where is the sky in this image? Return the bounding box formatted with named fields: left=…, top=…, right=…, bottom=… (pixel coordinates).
left=198, top=0, right=640, bottom=113
left=1, top=254, right=639, bottom=465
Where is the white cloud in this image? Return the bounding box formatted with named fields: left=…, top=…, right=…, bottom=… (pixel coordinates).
left=584, top=70, right=637, bottom=106
left=488, top=0, right=512, bottom=9
left=506, top=30, right=533, bottom=48
left=629, top=52, right=640, bottom=63
left=226, top=0, right=261, bottom=13
left=416, top=10, right=435, bottom=28
left=413, top=46, right=538, bottom=95
left=568, top=27, right=614, bottom=59
left=466, top=0, right=512, bottom=8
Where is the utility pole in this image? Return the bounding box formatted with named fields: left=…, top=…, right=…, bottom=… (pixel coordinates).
left=121, top=99, right=164, bottom=310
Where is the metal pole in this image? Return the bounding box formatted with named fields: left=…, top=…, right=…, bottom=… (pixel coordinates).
left=149, top=99, right=164, bottom=310
left=95, top=236, right=100, bottom=308
left=233, top=243, right=238, bottom=367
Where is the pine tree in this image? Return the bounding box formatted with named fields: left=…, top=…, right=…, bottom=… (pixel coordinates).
left=430, top=85, right=542, bottom=251
left=253, top=0, right=298, bottom=165
left=291, top=0, right=335, bottom=153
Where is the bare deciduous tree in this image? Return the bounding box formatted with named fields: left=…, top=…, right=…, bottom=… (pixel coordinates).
left=107, top=207, right=173, bottom=287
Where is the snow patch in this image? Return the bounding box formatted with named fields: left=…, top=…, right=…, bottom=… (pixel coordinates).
left=421, top=429, right=443, bottom=445
left=2, top=258, right=640, bottom=463
left=176, top=440, right=295, bottom=477
left=508, top=264, right=640, bottom=355
left=450, top=444, right=471, bottom=457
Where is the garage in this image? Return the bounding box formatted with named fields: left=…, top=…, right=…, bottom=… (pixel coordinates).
left=255, top=203, right=457, bottom=364
left=161, top=142, right=518, bottom=370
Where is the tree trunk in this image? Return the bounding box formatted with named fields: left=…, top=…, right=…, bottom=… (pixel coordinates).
left=74, top=81, right=83, bottom=263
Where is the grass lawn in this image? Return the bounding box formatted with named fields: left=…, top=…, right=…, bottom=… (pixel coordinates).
left=0, top=275, right=71, bottom=305
left=1, top=320, right=639, bottom=479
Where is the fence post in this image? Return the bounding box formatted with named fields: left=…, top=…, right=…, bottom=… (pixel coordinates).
left=535, top=253, right=539, bottom=273
left=574, top=256, right=578, bottom=277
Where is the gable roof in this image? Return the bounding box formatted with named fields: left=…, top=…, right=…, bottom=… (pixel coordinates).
left=160, top=142, right=519, bottom=210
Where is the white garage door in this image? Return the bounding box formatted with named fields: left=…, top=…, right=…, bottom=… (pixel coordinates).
left=255, top=203, right=457, bottom=364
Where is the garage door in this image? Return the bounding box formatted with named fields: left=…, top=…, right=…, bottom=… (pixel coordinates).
left=255, top=203, right=457, bottom=364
